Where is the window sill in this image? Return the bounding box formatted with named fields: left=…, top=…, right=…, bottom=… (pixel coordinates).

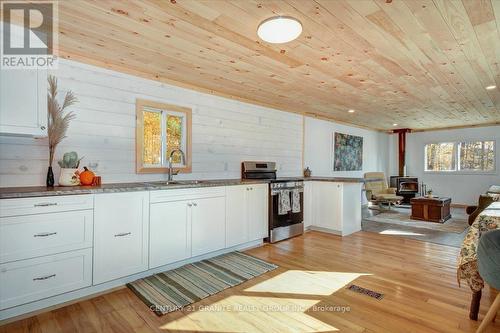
left=423, top=171, right=497, bottom=176
left=136, top=166, right=192, bottom=174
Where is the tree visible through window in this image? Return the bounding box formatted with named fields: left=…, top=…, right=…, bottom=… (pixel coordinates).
left=459, top=141, right=495, bottom=171
left=425, top=140, right=495, bottom=172
left=136, top=99, right=191, bottom=173
left=425, top=142, right=456, bottom=171
left=167, top=115, right=183, bottom=164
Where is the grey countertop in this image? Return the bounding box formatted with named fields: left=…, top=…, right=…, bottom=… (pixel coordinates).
left=0, top=177, right=371, bottom=199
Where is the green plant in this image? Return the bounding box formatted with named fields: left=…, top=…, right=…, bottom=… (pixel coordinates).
left=47, top=75, right=78, bottom=167
left=58, top=151, right=83, bottom=169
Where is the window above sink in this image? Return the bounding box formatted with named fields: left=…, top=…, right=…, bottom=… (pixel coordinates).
left=136, top=99, right=192, bottom=174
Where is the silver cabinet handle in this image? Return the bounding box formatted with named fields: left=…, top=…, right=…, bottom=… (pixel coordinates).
left=34, top=202, right=57, bottom=207
left=114, top=232, right=131, bottom=237
left=187, top=203, right=193, bottom=207
left=34, top=232, right=57, bottom=237
left=33, top=274, right=56, bottom=281
left=193, top=202, right=197, bottom=207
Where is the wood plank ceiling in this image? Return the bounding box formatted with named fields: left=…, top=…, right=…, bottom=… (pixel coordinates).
left=54, top=0, right=500, bottom=131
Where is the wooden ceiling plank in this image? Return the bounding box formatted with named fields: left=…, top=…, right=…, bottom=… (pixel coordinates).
left=433, top=0, right=500, bottom=115
left=374, top=0, right=489, bottom=122
left=404, top=0, right=497, bottom=120
left=146, top=0, right=304, bottom=68
left=49, top=0, right=500, bottom=130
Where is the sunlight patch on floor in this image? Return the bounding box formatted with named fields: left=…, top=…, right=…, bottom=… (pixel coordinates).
left=160, top=295, right=338, bottom=332
left=379, top=229, right=425, bottom=236
left=244, top=270, right=369, bottom=296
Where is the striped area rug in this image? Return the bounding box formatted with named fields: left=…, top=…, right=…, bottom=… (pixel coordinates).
left=127, top=251, right=278, bottom=315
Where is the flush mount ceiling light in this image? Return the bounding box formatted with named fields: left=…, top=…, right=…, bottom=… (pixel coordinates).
left=485, top=85, right=497, bottom=90
left=393, top=123, right=398, bottom=126
left=348, top=109, right=355, bottom=113
left=257, top=16, right=302, bottom=44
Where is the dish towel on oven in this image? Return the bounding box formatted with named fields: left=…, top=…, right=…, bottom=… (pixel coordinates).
left=278, top=190, right=291, bottom=215
left=292, top=188, right=301, bottom=213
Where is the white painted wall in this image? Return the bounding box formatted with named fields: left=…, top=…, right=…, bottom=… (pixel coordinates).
left=0, top=59, right=303, bottom=187
left=303, top=117, right=390, bottom=178
left=394, top=126, right=500, bottom=205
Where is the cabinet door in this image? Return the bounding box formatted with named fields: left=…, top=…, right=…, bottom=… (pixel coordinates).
left=312, top=182, right=342, bottom=231
left=225, top=185, right=249, bottom=247
left=0, top=69, right=47, bottom=136
left=191, top=196, right=225, bottom=257
left=248, top=184, right=269, bottom=241
left=150, top=200, right=191, bottom=269
left=93, top=192, right=149, bottom=284
left=303, top=182, right=313, bottom=228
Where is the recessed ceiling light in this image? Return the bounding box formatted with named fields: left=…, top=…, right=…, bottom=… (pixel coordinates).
left=348, top=109, right=355, bottom=113
left=485, top=85, right=496, bottom=90
left=257, top=16, right=302, bottom=44
left=393, top=123, right=398, bottom=126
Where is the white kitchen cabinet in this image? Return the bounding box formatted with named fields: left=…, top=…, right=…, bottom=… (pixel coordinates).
left=149, top=187, right=226, bottom=266
left=0, top=210, right=93, bottom=264
left=191, top=196, right=226, bottom=257
left=226, top=184, right=268, bottom=247
left=303, top=182, right=313, bottom=228
left=312, top=182, right=342, bottom=231
left=0, top=248, right=92, bottom=310
left=307, top=181, right=362, bottom=236
left=150, top=200, right=191, bottom=269
left=247, top=184, right=268, bottom=241
left=225, top=185, right=249, bottom=247
left=0, top=24, right=47, bottom=136
left=93, top=192, right=149, bottom=284
left=0, top=68, right=47, bottom=137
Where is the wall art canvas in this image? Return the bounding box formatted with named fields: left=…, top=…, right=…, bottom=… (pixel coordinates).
left=333, top=132, right=363, bottom=171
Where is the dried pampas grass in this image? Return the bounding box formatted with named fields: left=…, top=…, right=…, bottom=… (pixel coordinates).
left=47, top=75, right=78, bottom=167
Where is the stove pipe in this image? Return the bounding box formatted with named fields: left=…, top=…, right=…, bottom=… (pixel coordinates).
left=393, top=129, right=411, bottom=177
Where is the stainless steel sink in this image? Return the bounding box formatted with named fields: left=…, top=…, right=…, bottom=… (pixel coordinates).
left=143, top=180, right=208, bottom=186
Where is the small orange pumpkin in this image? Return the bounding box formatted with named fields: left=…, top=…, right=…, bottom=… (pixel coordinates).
left=79, top=167, right=95, bottom=186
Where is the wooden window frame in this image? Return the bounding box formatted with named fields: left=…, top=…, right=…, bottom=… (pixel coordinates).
left=136, top=99, right=192, bottom=174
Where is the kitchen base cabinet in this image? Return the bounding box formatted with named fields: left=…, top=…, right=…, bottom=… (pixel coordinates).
left=93, top=192, right=149, bottom=284
left=150, top=200, right=191, bottom=269
left=226, top=184, right=268, bottom=247
left=306, top=181, right=362, bottom=236
left=225, top=185, right=249, bottom=247
left=191, top=196, right=226, bottom=257
left=247, top=184, right=269, bottom=241
left=0, top=248, right=92, bottom=310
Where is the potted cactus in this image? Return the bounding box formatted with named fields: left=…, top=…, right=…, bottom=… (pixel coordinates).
left=58, top=151, right=83, bottom=186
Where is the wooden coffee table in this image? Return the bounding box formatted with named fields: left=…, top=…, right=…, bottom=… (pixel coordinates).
left=410, top=196, right=451, bottom=223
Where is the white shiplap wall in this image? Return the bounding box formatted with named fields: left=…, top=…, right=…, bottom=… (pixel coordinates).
left=0, top=59, right=303, bottom=187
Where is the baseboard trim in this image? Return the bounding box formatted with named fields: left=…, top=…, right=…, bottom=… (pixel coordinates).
left=0, top=239, right=263, bottom=323
left=451, top=203, right=468, bottom=208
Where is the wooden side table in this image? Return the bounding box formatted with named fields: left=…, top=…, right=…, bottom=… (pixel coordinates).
left=410, top=196, right=451, bottom=223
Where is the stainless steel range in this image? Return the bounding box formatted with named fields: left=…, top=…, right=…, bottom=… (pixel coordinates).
left=241, top=161, right=304, bottom=243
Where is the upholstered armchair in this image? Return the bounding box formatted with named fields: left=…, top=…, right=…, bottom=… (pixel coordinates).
left=466, top=185, right=500, bottom=225
left=364, top=172, right=403, bottom=209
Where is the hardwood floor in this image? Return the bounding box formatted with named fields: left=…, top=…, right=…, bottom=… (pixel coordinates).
left=1, top=231, right=499, bottom=333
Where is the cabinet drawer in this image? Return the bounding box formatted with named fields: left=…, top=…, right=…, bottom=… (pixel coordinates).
left=0, top=210, right=93, bottom=263
left=150, top=187, right=225, bottom=203
left=0, top=195, right=94, bottom=217
left=0, top=248, right=92, bottom=310
left=93, top=192, right=149, bottom=284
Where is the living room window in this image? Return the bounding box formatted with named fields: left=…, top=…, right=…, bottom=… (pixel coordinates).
left=136, top=99, right=192, bottom=174
left=425, top=140, right=495, bottom=172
